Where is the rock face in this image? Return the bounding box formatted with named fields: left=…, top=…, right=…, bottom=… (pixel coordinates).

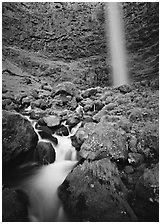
left=2, top=188, right=28, bottom=221
left=58, top=158, right=137, bottom=221
left=2, top=110, right=38, bottom=164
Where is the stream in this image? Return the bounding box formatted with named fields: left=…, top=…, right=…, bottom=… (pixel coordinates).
left=18, top=115, right=81, bottom=221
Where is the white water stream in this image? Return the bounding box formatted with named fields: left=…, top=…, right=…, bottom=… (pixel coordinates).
left=20, top=115, right=81, bottom=221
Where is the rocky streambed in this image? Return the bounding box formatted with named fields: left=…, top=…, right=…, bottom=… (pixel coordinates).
left=2, top=81, right=159, bottom=221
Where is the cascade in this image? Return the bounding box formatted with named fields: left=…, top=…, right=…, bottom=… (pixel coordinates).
left=18, top=115, right=81, bottom=221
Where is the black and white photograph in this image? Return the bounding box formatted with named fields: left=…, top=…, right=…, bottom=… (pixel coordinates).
left=2, top=2, right=159, bottom=222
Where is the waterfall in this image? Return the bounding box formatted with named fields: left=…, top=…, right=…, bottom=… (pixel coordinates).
left=19, top=115, right=81, bottom=221
left=105, top=3, right=129, bottom=86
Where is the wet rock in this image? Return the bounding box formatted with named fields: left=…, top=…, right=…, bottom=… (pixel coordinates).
left=2, top=188, right=28, bottom=221
left=35, top=141, right=56, bottom=165
left=55, top=125, right=69, bottom=136
left=43, top=115, right=61, bottom=128
left=79, top=122, right=128, bottom=161
left=38, top=131, right=58, bottom=144
left=71, top=128, right=88, bottom=150
left=58, top=158, right=137, bottom=222
left=128, top=153, right=144, bottom=166
left=2, top=110, right=38, bottom=164
left=51, top=82, right=79, bottom=98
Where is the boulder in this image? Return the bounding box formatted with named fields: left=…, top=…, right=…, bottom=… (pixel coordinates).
left=135, top=163, right=159, bottom=203
left=35, top=141, right=56, bottom=165
left=2, top=188, right=28, bottom=221
left=55, top=125, right=69, bottom=136
left=79, top=122, right=128, bottom=161
left=43, top=115, right=61, bottom=128
left=133, top=163, right=159, bottom=221
left=116, top=84, right=133, bottom=94
left=58, top=158, right=137, bottom=221
left=2, top=110, right=38, bottom=164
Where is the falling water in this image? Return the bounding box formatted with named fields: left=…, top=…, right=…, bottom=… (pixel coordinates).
left=105, top=3, right=129, bottom=86
left=18, top=115, right=81, bottom=221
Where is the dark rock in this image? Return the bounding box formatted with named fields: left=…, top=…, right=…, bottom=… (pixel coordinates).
left=38, top=131, right=58, bottom=144
left=2, top=188, right=28, bottom=221
left=2, top=110, right=38, bottom=164
left=135, top=163, right=159, bottom=203
left=117, top=84, right=132, bottom=94
left=124, top=166, right=134, bottom=174
left=58, top=158, right=137, bottom=221
left=35, top=141, right=56, bottom=165
left=93, top=100, right=104, bottom=111
left=133, top=164, right=159, bottom=221
left=55, top=125, right=69, bottom=136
